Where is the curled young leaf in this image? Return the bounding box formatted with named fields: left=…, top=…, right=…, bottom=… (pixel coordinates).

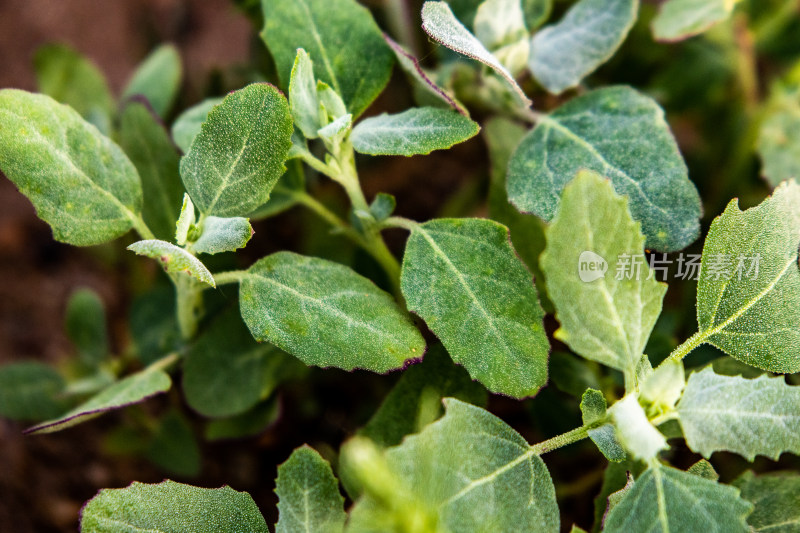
left=128, top=239, right=215, bottom=287
left=191, top=216, right=253, bottom=255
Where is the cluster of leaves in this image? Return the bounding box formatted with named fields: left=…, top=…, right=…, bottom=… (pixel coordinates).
left=1, top=0, right=799, bottom=531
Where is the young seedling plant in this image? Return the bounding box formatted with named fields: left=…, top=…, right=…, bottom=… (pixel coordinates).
left=1, top=0, right=799, bottom=531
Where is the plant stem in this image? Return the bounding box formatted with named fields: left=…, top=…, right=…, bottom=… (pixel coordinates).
left=176, top=274, right=202, bottom=340
left=131, top=213, right=156, bottom=241
left=384, top=216, right=419, bottom=231
left=531, top=422, right=597, bottom=455
left=665, top=330, right=706, bottom=364
left=147, top=352, right=180, bottom=372
left=733, top=13, right=759, bottom=114
left=213, top=270, right=248, bottom=286
left=295, top=192, right=366, bottom=244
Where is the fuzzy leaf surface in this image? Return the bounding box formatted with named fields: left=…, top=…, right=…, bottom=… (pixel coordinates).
left=26, top=365, right=171, bottom=434
left=119, top=101, right=184, bottom=240
left=541, top=171, right=666, bottom=373
left=507, top=86, right=701, bottom=251
left=349, top=399, right=559, bottom=532
left=604, top=465, right=752, bottom=533
left=127, top=240, right=215, bottom=287
left=80, top=480, right=269, bottom=532
left=260, top=0, right=393, bottom=117
left=0, top=89, right=142, bottom=246
left=122, top=44, right=182, bottom=117
left=179, top=83, right=293, bottom=217
left=240, top=252, right=424, bottom=372
left=695, top=181, right=800, bottom=372
left=400, top=218, right=549, bottom=398
left=676, top=367, right=800, bottom=461
left=276, top=446, right=346, bottom=533
left=191, top=216, right=253, bottom=255
left=529, top=0, right=638, bottom=94
left=734, top=471, right=800, bottom=532
left=652, top=0, right=739, bottom=42
left=420, top=1, right=531, bottom=106
left=351, top=107, right=479, bottom=156
left=581, top=388, right=625, bottom=462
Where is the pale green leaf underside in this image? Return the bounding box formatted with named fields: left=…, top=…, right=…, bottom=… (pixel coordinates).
left=529, top=0, right=638, bottom=94
left=350, top=399, right=560, bottom=532
left=677, top=367, right=800, bottom=461
left=735, top=471, right=800, bottom=532
left=260, top=0, right=394, bottom=118
left=191, top=216, right=253, bottom=255
left=80, top=480, right=269, bottom=533
left=171, top=97, right=224, bottom=153
left=0, top=89, right=142, bottom=246
left=609, top=395, right=667, bottom=461
left=128, top=240, right=215, bottom=287
left=119, top=101, right=184, bottom=241
left=239, top=251, right=425, bottom=372
left=420, top=1, right=532, bottom=107
left=757, top=90, right=800, bottom=187
left=289, top=49, right=321, bottom=139
left=122, top=44, right=182, bottom=118
left=542, top=171, right=666, bottom=373
left=351, top=107, right=479, bottom=156
left=651, top=0, right=738, bottom=42
left=604, top=464, right=752, bottom=533
left=26, top=366, right=171, bottom=434
left=695, top=180, right=800, bottom=372
left=400, top=218, right=549, bottom=398
left=507, top=85, right=701, bottom=252
left=179, top=83, right=293, bottom=217
left=276, top=446, right=346, bottom=533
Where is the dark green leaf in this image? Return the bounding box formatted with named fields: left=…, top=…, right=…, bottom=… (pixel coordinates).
left=65, top=288, right=109, bottom=366
left=146, top=410, right=201, bottom=477
left=0, top=362, right=67, bottom=421
left=204, top=399, right=280, bottom=441
left=122, top=44, right=182, bottom=118
left=171, top=97, right=224, bottom=153
left=734, top=470, right=800, bottom=532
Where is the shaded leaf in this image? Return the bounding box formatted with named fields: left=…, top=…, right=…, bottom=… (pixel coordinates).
left=146, top=410, right=201, bottom=477
left=180, top=83, right=293, bottom=217
left=80, top=480, right=269, bottom=532
left=65, top=288, right=109, bottom=366
left=276, top=446, right=346, bottom=533
left=695, top=181, right=800, bottom=372
left=260, top=0, right=394, bottom=117
left=0, top=362, right=67, bottom=421
left=734, top=470, right=800, bottom=532
left=581, top=388, right=626, bottom=462
left=205, top=398, right=280, bottom=441
left=128, top=240, right=215, bottom=287
left=757, top=86, right=800, bottom=187
left=351, top=107, right=479, bottom=156
left=652, top=0, right=740, bottom=42
left=119, top=100, right=184, bottom=240
left=122, top=44, right=182, bottom=117
left=400, top=218, right=549, bottom=398
left=677, top=367, right=800, bottom=461
left=529, top=0, right=637, bottom=94
left=171, top=97, right=224, bottom=153
left=249, top=160, right=306, bottom=220
left=507, top=86, right=701, bottom=252
left=0, top=89, right=142, bottom=246
left=239, top=251, right=425, bottom=372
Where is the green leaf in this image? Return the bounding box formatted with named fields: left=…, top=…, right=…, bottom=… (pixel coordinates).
left=171, top=97, right=224, bottom=153
left=34, top=43, right=114, bottom=133
left=400, top=218, right=549, bottom=398
left=260, top=0, right=394, bottom=118
left=191, top=216, right=253, bottom=255
left=421, top=1, right=532, bottom=106
left=507, top=86, right=702, bottom=252
left=276, top=446, right=346, bottom=533
left=119, top=100, right=185, bottom=240
left=179, top=83, right=293, bottom=217
left=129, top=285, right=180, bottom=366
left=239, top=251, right=425, bottom=372
left=65, top=288, right=109, bottom=366
left=0, top=362, right=67, bottom=421
left=351, top=107, right=479, bottom=156
left=348, top=399, right=560, bottom=532
left=687, top=459, right=719, bottom=481
left=183, top=309, right=291, bottom=418
left=529, top=0, right=638, bottom=94
left=317, top=113, right=352, bottom=141
left=80, top=480, right=269, bottom=532
left=734, top=470, right=800, bottom=532
left=249, top=159, right=306, bottom=220
left=26, top=364, right=172, bottom=434
left=384, top=35, right=466, bottom=115
left=603, top=464, right=752, bottom=533
left=289, top=49, right=321, bottom=139
left=581, top=388, right=626, bottom=462
left=639, top=359, right=684, bottom=416
left=549, top=351, right=602, bottom=397
left=609, top=395, right=667, bottom=461
left=128, top=239, right=215, bottom=287
left=676, top=367, right=800, bottom=461
left=175, top=193, right=195, bottom=245
left=694, top=181, right=800, bottom=372
left=0, top=89, right=143, bottom=246
left=146, top=410, right=201, bottom=477
left=524, top=0, right=552, bottom=30
left=474, top=0, right=530, bottom=75
left=205, top=398, right=280, bottom=441
left=122, top=44, right=182, bottom=117
left=541, top=171, right=666, bottom=375
left=361, top=345, right=487, bottom=448
left=757, top=87, right=800, bottom=187
left=652, top=0, right=740, bottom=42
left=369, top=192, right=397, bottom=223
